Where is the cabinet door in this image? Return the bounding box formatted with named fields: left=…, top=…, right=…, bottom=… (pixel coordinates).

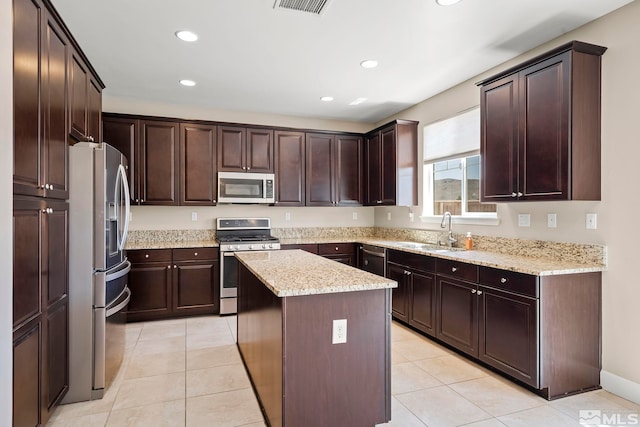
left=436, top=276, right=478, bottom=357
left=42, top=14, right=69, bottom=200
left=409, top=270, right=436, bottom=337
left=335, top=135, right=362, bottom=206
left=87, top=78, right=102, bottom=143
left=246, top=128, right=274, bottom=172
left=44, top=299, right=68, bottom=417
left=102, top=116, right=139, bottom=202
left=68, top=51, right=88, bottom=142
left=217, top=126, right=246, bottom=172
left=479, top=286, right=538, bottom=387
left=140, top=120, right=180, bottom=205
left=364, top=132, right=381, bottom=205
left=13, top=0, right=43, bottom=197
left=274, top=131, right=305, bottom=206
left=387, top=263, right=409, bottom=322
left=127, top=263, right=172, bottom=321
left=305, top=133, right=334, bottom=206
left=520, top=52, right=570, bottom=200
left=13, top=323, right=41, bottom=427
left=180, top=123, right=217, bottom=205
left=173, top=261, right=219, bottom=315
left=380, top=126, right=397, bottom=205
left=480, top=74, right=519, bottom=202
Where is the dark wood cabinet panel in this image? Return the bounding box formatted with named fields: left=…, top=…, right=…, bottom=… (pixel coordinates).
left=13, top=323, right=41, bottom=427
left=305, top=133, right=334, bottom=206
left=479, top=286, right=538, bottom=387
left=44, top=299, right=69, bottom=414
left=318, top=243, right=356, bottom=266
left=140, top=120, right=180, bottom=205
left=364, top=120, right=417, bottom=206
left=128, top=248, right=219, bottom=321
left=479, top=41, right=606, bottom=201
left=436, top=276, right=478, bottom=357
left=410, top=270, right=437, bottom=336
left=335, top=135, right=362, bottom=205
left=68, top=52, right=88, bottom=142
left=45, top=204, right=68, bottom=305
left=274, top=130, right=305, bottom=206
left=246, top=128, right=274, bottom=172
left=87, top=78, right=102, bottom=144
left=102, top=116, right=139, bottom=201
left=217, top=126, right=246, bottom=172
left=180, top=123, right=217, bottom=205
left=387, top=263, right=409, bottom=323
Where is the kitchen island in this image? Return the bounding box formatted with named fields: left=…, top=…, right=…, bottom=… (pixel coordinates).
left=235, top=250, right=397, bottom=427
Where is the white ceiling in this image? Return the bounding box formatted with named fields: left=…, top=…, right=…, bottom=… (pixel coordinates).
left=50, top=0, right=632, bottom=123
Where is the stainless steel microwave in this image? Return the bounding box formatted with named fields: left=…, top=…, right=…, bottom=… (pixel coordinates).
left=217, top=172, right=275, bottom=204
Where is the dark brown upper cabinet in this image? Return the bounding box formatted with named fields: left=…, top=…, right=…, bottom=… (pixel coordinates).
left=180, top=123, right=217, bottom=205
left=13, top=0, right=73, bottom=200
left=274, top=130, right=305, bottom=206
left=68, top=50, right=102, bottom=144
left=102, top=115, right=139, bottom=201
left=364, top=120, right=418, bottom=206
left=478, top=41, right=606, bottom=202
left=140, top=120, right=180, bottom=205
left=305, top=133, right=362, bottom=206
left=217, top=126, right=274, bottom=173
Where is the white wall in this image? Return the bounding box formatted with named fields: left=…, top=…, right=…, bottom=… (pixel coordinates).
left=1, top=0, right=13, bottom=421
left=376, top=1, right=640, bottom=401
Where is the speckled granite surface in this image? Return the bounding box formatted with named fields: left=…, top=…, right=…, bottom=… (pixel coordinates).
left=235, top=250, right=397, bottom=297
left=126, top=227, right=606, bottom=276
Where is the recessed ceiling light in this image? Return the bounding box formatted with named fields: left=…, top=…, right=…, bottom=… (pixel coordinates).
left=349, top=97, right=368, bottom=106
left=179, top=79, right=196, bottom=87
left=435, top=0, right=461, bottom=5
left=320, top=96, right=334, bottom=102
left=360, top=60, right=378, bottom=69
left=175, top=30, right=198, bottom=42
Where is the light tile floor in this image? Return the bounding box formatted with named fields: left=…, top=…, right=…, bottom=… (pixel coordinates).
left=46, top=316, right=639, bottom=427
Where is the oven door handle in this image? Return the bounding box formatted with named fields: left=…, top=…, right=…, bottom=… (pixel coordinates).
left=222, top=252, right=237, bottom=257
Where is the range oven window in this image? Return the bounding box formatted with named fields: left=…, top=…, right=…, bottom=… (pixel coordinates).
left=221, top=252, right=238, bottom=298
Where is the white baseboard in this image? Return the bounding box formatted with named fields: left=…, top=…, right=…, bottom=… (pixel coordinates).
left=601, top=370, right=640, bottom=405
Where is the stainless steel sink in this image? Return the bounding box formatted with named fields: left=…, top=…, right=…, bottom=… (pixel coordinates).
left=391, top=241, right=463, bottom=252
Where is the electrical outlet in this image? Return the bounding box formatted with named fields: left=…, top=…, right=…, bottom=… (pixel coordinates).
left=332, top=319, right=347, bottom=344
left=518, top=214, right=531, bottom=227
left=352, top=212, right=358, bottom=220
left=547, top=213, right=557, bottom=228
left=191, top=212, right=197, bottom=221
left=285, top=212, right=291, bottom=221
left=387, top=212, right=392, bottom=221
left=586, top=213, right=597, bottom=229
left=409, top=212, right=414, bottom=222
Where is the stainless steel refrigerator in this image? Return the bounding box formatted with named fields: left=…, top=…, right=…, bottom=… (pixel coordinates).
left=64, top=142, right=131, bottom=402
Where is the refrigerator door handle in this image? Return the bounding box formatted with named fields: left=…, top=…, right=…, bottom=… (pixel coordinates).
left=116, top=163, right=131, bottom=251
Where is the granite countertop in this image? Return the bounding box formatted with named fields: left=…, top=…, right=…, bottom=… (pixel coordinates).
left=126, top=240, right=219, bottom=250
left=235, top=250, right=397, bottom=297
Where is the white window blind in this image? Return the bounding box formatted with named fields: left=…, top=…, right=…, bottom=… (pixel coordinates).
left=424, top=107, right=480, bottom=162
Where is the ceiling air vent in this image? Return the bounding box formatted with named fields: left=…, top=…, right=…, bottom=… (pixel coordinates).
left=273, top=0, right=333, bottom=15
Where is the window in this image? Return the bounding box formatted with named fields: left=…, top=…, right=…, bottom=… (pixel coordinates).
left=423, top=107, right=496, bottom=219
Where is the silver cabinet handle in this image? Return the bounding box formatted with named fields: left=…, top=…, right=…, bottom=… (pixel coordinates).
left=517, top=192, right=523, bottom=197
left=364, top=260, right=369, bottom=266
left=194, top=252, right=198, bottom=256
left=511, top=192, right=517, bottom=197
left=145, top=254, right=150, bottom=258
left=500, top=277, right=507, bottom=283
left=335, top=247, right=339, bottom=251
left=451, top=267, right=457, bottom=272
left=174, top=265, right=177, bottom=269
left=247, top=167, right=251, bottom=170
left=471, top=289, right=477, bottom=294
left=167, top=265, right=171, bottom=269
left=477, top=290, right=483, bottom=295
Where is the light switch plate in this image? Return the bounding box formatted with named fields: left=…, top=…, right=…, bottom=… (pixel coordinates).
left=518, top=214, right=531, bottom=227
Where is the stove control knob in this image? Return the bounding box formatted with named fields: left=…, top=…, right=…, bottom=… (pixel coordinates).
left=268, top=244, right=273, bottom=249
left=249, top=245, right=254, bottom=250
left=262, top=244, right=266, bottom=249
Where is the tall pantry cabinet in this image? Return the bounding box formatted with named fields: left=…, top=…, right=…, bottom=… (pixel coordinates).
left=12, top=0, right=104, bottom=425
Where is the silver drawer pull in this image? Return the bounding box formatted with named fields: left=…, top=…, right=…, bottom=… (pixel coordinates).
left=500, top=277, right=507, bottom=283
left=471, top=289, right=477, bottom=294
left=451, top=267, right=457, bottom=272
left=477, top=290, right=483, bottom=295
left=194, top=252, right=198, bottom=256
left=335, top=247, right=339, bottom=251
left=145, top=254, right=150, bottom=258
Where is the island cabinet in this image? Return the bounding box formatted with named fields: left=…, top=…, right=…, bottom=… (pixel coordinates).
left=387, top=250, right=436, bottom=335
left=217, top=126, right=274, bottom=173
left=305, top=133, right=362, bottom=206
left=127, top=248, right=219, bottom=321
left=273, top=130, right=305, bottom=206
left=236, top=250, right=394, bottom=427
left=363, top=120, right=418, bottom=206
left=478, top=41, right=607, bottom=202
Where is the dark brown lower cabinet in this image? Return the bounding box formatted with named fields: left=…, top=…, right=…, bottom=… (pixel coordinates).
left=13, top=197, right=69, bottom=426
left=436, top=275, right=479, bottom=357
left=127, top=248, right=219, bottom=322
left=317, top=243, right=356, bottom=266
left=387, top=263, right=410, bottom=322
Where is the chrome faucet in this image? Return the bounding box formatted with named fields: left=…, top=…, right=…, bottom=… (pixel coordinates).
left=439, top=211, right=457, bottom=247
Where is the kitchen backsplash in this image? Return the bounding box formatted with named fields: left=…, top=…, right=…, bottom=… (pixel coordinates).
left=126, top=227, right=606, bottom=266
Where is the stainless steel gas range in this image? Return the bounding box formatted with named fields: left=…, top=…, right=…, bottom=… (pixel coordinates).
left=216, top=218, right=280, bottom=314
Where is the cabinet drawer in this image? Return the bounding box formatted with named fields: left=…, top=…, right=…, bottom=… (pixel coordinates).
left=128, top=249, right=172, bottom=263
left=172, top=247, right=218, bottom=261
left=318, top=243, right=354, bottom=255
left=436, top=258, right=478, bottom=282
left=388, top=249, right=435, bottom=272
left=281, top=244, right=318, bottom=254
left=479, top=266, right=538, bottom=298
